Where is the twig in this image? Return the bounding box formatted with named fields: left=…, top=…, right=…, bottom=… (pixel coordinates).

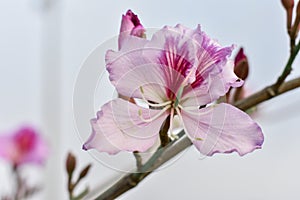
left=235, top=76, right=300, bottom=111
left=273, top=40, right=300, bottom=92
left=92, top=76, right=300, bottom=200
left=159, top=115, right=171, bottom=147
left=133, top=151, right=143, bottom=170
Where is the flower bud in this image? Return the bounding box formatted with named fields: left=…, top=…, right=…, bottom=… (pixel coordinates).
left=66, top=152, right=76, bottom=176
left=79, top=164, right=91, bottom=180
left=290, top=1, right=300, bottom=39
left=118, top=10, right=145, bottom=49
left=234, top=48, right=249, bottom=80
left=281, top=0, right=294, bottom=10
left=282, top=0, right=294, bottom=30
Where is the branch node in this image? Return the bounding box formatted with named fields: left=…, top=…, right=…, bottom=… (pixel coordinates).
left=267, top=87, right=276, bottom=97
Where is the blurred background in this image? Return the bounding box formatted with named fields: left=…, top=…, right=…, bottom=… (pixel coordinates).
left=1, top=0, right=300, bottom=199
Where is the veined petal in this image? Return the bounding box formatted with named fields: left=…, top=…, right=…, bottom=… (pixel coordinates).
left=180, top=103, right=264, bottom=156
left=106, top=35, right=149, bottom=82
left=181, top=60, right=243, bottom=107
left=147, top=25, right=197, bottom=85
left=83, top=98, right=168, bottom=154
left=114, top=62, right=187, bottom=103
left=194, top=29, right=234, bottom=81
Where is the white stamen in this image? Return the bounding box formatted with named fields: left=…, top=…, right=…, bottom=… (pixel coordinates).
left=139, top=87, right=172, bottom=108
left=178, top=104, right=211, bottom=116
left=138, top=105, right=171, bottom=123
left=175, top=107, right=183, bottom=123
left=176, top=107, right=203, bottom=141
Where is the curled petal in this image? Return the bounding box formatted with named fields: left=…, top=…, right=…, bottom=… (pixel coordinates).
left=83, top=98, right=168, bottom=154
left=210, top=60, right=243, bottom=95
left=191, top=27, right=234, bottom=88
left=182, top=60, right=243, bottom=107
left=180, top=103, right=264, bottom=156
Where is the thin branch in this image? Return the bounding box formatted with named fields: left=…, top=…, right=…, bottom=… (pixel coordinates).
left=133, top=151, right=143, bottom=170
left=93, top=77, right=300, bottom=200
left=235, top=76, right=300, bottom=111
left=273, top=39, right=300, bottom=91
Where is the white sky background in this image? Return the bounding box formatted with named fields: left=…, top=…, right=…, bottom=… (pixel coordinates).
left=1, top=0, right=300, bottom=199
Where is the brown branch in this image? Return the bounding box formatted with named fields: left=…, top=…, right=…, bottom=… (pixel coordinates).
left=235, top=76, right=300, bottom=111
left=93, top=77, right=300, bottom=200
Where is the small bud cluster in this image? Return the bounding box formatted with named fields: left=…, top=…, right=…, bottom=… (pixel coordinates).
left=281, top=0, right=300, bottom=48
left=66, top=152, right=92, bottom=200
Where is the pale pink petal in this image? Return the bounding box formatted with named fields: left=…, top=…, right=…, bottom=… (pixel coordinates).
left=147, top=25, right=197, bottom=85
left=106, top=35, right=150, bottom=89
left=194, top=28, right=234, bottom=81
left=180, top=103, right=264, bottom=156
left=83, top=98, right=168, bottom=154
left=113, top=63, right=187, bottom=104
left=181, top=60, right=243, bottom=107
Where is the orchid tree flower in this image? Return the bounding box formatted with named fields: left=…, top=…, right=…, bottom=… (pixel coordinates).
left=83, top=23, right=264, bottom=156
left=0, top=126, right=48, bottom=167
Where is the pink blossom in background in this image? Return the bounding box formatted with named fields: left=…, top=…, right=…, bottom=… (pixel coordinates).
left=0, top=126, right=48, bottom=167
left=83, top=11, right=264, bottom=157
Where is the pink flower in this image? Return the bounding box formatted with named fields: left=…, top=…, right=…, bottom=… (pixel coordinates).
left=118, top=10, right=145, bottom=49
left=0, top=126, right=48, bottom=167
left=83, top=24, right=264, bottom=156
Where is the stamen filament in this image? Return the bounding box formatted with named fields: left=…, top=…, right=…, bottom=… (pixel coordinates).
left=139, top=87, right=172, bottom=108
left=138, top=105, right=171, bottom=123
left=175, top=107, right=183, bottom=123
left=181, top=67, right=196, bottom=87
left=178, top=104, right=211, bottom=116
left=175, top=107, right=203, bottom=141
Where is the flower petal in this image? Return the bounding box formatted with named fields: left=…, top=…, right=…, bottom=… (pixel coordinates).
left=114, top=62, right=188, bottom=104
left=83, top=98, right=168, bottom=154
left=181, top=60, right=243, bottom=107
left=180, top=103, right=264, bottom=156
left=193, top=27, right=234, bottom=83
left=147, top=25, right=197, bottom=85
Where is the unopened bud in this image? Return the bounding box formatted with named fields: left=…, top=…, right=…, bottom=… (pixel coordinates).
left=234, top=48, right=249, bottom=80
left=66, top=152, right=76, bottom=176
left=79, top=164, right=91, bottom=180
left=281, top=0, right=294, bottom=10
left=297, top=0, right=300, bottom=16
left=282, top=0, right=294, bottom=30
left=290, top=0, right=300, bottom=39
